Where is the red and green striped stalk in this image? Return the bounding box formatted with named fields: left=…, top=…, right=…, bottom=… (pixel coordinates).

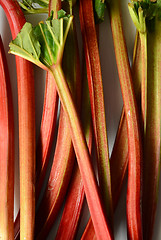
left=0, top=1, right=36, bottom=239
left=0, top=35, right=14, bottom=240
left=109, top=0, right=143, bottom=239
left=79, top=0, right=113, bottom=231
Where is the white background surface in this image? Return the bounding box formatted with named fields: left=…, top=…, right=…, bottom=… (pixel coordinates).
left=0, top=1, right=161, bottom=239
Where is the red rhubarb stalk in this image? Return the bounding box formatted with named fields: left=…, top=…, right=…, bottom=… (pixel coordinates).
left=0, top=1, right=36, bottom=239
left=79, top=0, right=113, bottom=230
left=14, top=58, right=59, bottom=240
left=109, top=0, right=143, bottom=239
left=0, top=35, right=14, bottom=240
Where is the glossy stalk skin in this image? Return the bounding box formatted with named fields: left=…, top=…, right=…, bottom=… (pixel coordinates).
left=0, top=1, right=36, bottom=239
left=81, top=33, right=143, bottom=240
left=109, top=1, right=143, bottom=239
left=55, top=62, right=92, bottom=240
left=35, top=18, right=82, bottom=240
left=49, top=64, right=112, bottom=240
left=79, top=0, right=113, bottom=230
left=0, top=36, right=14, bottom=240
left=142, top=19, right=161, bottom=240
left=14, top=62, right=59, bottom=240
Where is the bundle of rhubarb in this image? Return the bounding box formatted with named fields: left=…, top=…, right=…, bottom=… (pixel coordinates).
left=0, top=0, right=160, bottom=239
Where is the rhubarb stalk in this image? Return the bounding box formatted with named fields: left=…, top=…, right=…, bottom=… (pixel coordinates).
left=0, top=1, right=36, bottom=239
left=109, top=0, right=143, bottom=239
left=143, top=18, right=161, bottom=239
left=0, top=35, right=14, bottom=240
left=79, top=0, right=113, bottom=230
left=129, top=2, right=161, bottom=239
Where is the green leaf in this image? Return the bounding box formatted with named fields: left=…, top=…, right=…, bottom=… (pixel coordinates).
left=22, top=0, right=49, bottom=7
left=94, top=0, right=105, bottom=24
left=19, top=0, right=48, bottom=14
left=9, top=16, right=73, bottom=67
left=33, top=20, right=61, bottom=65
left=9, top=22, right=41, bottom=62
left=58, top=9, right=68, bottom=19
left=129, top=0, right=161, bottom=32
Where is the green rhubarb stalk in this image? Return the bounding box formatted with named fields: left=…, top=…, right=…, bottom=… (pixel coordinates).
left=109, top=0, right=143, bottom=239
left=143, top=19, right=161, bottom=239
left=9, top=14, right=112, bottom=240
left=129, top=1, right=161, bottom=239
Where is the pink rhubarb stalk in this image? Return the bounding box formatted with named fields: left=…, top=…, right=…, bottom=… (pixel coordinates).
left=0, top=1, right=35, bottom=239
left=0, top=35, right=14, bottom=240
